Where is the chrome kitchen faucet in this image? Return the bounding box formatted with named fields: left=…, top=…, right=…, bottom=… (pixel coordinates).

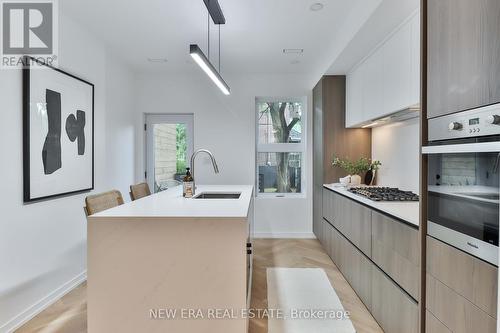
left=190, top=149, right=219, bottom=196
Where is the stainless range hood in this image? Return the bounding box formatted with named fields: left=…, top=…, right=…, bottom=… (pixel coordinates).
left=360, top=105, right=420, bottom=128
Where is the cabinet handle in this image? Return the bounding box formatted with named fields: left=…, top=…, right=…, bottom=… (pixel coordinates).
left=247, top=249, right=252, bottom=255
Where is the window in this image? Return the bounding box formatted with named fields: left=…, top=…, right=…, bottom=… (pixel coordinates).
left=256, top=98, right=305, bottom=196
left=146, top=114, right=194, bottom=193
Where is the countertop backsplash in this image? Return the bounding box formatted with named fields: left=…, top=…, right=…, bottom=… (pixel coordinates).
left=371, top=117, right=420, bottom=194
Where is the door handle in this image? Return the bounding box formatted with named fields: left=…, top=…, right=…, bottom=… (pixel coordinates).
left=422, top=142, right=500, bottom=154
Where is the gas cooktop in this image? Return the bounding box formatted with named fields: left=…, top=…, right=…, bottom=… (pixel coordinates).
left=348, top=187, right=419, bottom=202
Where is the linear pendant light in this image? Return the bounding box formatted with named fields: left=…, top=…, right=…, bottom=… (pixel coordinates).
left=190, top=0, right=230, bottom=95
left=190, top=44, right=230, bottom=95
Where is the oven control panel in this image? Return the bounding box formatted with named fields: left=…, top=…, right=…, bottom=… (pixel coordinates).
left=429, top=103, right=500, bottom=141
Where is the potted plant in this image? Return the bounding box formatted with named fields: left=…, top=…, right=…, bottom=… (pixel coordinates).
left=332, top=156, right=381, bottom=186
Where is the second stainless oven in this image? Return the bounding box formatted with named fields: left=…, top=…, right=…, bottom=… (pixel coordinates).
left=423, top=104, right=500, bottom=266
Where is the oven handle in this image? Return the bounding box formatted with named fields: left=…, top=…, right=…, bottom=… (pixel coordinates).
left=422, top=142, right=500, bottom=154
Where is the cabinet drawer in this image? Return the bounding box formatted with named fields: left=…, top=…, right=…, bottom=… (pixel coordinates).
left=334, top=191, right=349, bottom=232
left=371, top=211, right=419, bottom=300
left=321, top=219, right=333, bottom=258
left=349, top=200, right=372, bottom=257
left=426, top=310, right=451, bottom=333
left=371, top=264, right=419, bottom=333
left=330, top=192, right=371, bottom=256
left=328, top=223, right=371, bottom=309
left=426, top=273, right=496, bottom=333
left=322, top=189, right=337, bottom=226
left=347, top=240, right=372, bottom=310
left=427, top=236, right=497, bottom=318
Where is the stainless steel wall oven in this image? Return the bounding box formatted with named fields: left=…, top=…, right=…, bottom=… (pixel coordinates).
left=423, top=104, right=500, bottom=265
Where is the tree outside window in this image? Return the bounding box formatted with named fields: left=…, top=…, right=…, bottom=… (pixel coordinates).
left=257, top=99, right=305, bottom=195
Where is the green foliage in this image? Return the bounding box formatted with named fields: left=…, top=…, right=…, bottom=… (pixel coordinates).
left=176, top=159, right=186, bottom=174
left=176, top=124, right=187, bottom=174
left=332, top=156, right=382, bottom=175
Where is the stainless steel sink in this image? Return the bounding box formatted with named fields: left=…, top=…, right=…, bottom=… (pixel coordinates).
left=193, top=192, right=241, bottom=199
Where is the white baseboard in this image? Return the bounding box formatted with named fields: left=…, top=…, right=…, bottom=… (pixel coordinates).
left=254, top=232, right=316, bottom=239
left=1, top=271, right=87, bottom=333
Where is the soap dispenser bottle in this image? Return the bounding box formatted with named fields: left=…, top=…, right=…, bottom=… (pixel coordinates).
left=183, top=167, right=194, bottom=198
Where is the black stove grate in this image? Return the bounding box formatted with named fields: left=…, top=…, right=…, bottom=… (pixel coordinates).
left=348, top=187, right=419, bottom=202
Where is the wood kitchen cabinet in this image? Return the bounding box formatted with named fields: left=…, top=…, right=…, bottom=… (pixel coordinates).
left=427, top=0, right=500, bottom=119
left=346, top=235, right=373, bottom=310
left=348, top=200, right=372, bottom=257
left=324, top=219, right=372, bottom=310
left=426, top=274, right=496, bottom=333
left=371, top=211, right=420, bottom=300
left=320, top=188, right=421, bottom=333
left=371, top=264, right=419, bottom=333
left=426, top=310, right=452, bottom=333
left=322, top=188, right=336, bottom=227
left=426, top=236, right=498, bottom=318
left=334, top=191, right=351, bottom=237
left=313, top=76, right=371, bottom=240
left=325, top=190, right=371, bottom=257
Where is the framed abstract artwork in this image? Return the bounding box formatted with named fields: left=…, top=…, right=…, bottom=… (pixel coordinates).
left=23, top=56, right=94, bottom=202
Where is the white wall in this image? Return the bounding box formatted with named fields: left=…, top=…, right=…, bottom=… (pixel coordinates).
left=0, top=13, right=136, bottom=332
left=371, top=118, right=420, bottom=193
left=135, top=72, right=313, bottom=238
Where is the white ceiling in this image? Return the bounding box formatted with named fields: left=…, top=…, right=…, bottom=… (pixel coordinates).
left=326, top=0, right=419, bottom=74
left=60, top=0, right=417, bottom=85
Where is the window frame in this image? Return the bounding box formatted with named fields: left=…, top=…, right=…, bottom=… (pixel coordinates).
left=145, top=113, right=194, bottom=193
left=255, top=97, right=307, bottom=198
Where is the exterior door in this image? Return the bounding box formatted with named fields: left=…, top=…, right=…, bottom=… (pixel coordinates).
left=145, top=114, right=194, bottom=193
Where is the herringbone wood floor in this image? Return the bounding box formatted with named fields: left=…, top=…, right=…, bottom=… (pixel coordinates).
left=16, top=239, right=382, bottom=333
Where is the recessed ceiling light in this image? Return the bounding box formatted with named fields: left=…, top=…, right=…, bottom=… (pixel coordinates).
left=283, top=48, right=304, bottom=54
left=310, top=3, right=324, bottom=11
left=147, top=58, right=168, bottom=63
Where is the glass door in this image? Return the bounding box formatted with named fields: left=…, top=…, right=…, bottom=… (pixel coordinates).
left=146, top=114, right=194, bottom=193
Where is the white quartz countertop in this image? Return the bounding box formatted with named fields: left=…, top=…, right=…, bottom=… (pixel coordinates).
left=323, top=184, right=420, bottom=227
left=91, top=185, right=254, bottom=218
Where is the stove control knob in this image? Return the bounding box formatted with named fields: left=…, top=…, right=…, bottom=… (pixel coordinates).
left=448, top=122, right=463, bottom=131
left=486, top=115, right=500, bottom=125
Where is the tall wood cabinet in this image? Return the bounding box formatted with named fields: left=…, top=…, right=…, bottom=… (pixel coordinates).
left=427, top=0, right=500, bottom=118
left=312, top=76, right=371, bottom=240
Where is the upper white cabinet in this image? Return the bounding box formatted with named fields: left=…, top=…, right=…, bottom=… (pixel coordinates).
left=346, top=61, right=365, bottom=126
left=363, top=47, right=385, bottom=121
left=346, top=11, right=420, bottom=128
left=409, top=12, right=420, bottom=107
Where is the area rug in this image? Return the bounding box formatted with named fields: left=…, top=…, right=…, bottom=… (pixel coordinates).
left=266, top=268, right=356, bottom=333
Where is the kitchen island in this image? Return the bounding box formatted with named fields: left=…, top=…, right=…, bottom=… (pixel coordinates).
left=87, top=185, right=254, bottom=333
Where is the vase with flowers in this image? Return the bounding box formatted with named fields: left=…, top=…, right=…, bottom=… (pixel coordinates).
left=332, top=156, right=382, bottom=186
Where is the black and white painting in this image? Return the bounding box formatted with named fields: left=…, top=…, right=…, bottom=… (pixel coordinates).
left=23, top=57, right=94, bottom=202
